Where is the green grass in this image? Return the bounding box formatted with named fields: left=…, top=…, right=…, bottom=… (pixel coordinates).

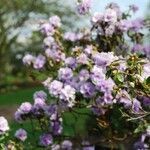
left=0, top=86, right=45, bottom=105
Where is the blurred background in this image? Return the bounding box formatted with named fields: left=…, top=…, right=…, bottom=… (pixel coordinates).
left=0, top=0, right=149, bottom=119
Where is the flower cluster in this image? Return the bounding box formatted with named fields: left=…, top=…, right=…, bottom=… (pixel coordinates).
left=3, top=2, right=150, bottom=150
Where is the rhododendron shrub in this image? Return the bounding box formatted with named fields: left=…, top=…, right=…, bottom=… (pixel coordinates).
left=1, top=1, right=150, bottom=149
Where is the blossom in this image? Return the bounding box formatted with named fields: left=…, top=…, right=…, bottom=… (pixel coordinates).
left=43, top=36, right=55, bottom=47
left=48, top=80, right=63, bottom=97
left=42, top=77, right=52, bottom=87
left=61, top=140, right=72, bottom=150
left=132, top=99, right=141, bottom=112
left=84, top=45, right=93, bottom=55
left=142, top=63, right=150, bottom=79
left=132, top=44, right=144, bottom=53
left=91, top=65, right=105, bottom=86
left=58, top=67, right=73, bottom=81
left=33, top=54, right=46, bottom=69
left=60, top=85, right=76, bottom=107
left=14, top=110, right=23, bottom=123
left=45, top=104, right=58, bottom=120
left=104, top=8, right=117, bottom=23
left=77, top=53, right=88, bottom=64
left=34, top=98, right=46, bottom=109
left=130, top=18, right=144, bottom=32
left=51, top=144, right=60, bottom=150
left=82, top=141, right=95, bottom=150
left=79, top=69, right=89, bottom=81
left=41, top=23, right=55, bottom=36
left=77, top=0, right=92, bottom=15
left=0, top=116, right=9, bottom=135
left=116, top=90, right=132, bottom=108
left=51, top=120, right=63, bottom=135
left=19, top=102, right=32, bottom=114
left=40, top=133, right=53, bottom=147
left=105, top=25, right=115, bottom=36
left=80, top=82, right=96, bottom=98
left=65, top=57, right=76, bottom=69
left=49, top=15, right=61, bottom=28
left=129, top=4, right=139, bottom=13
left=33, top=90, right=47, bottom=100
left=117, top=20, right=131, bottom=31
left=91, top=12, right=103, bottom=24
left=22, top=54, right=35, bottom=65
left=92, top=52, right=118, bottom=67
left=106, top=2, right=121, bottom=18
left=45, top=49, right=65, bottom=62
left=15, top=129, right=27, bottom=142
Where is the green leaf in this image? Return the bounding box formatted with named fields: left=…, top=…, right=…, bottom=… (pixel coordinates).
left=146, top=76, right=150, bottom=85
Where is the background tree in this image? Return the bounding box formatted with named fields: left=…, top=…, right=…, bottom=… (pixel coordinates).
left=0, top=0, right=80, bottom=86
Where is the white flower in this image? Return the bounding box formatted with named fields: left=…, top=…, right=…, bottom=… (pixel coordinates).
left=91, top=12, right=103, bottom=23
left=0, top=116, right=9, bottom=135
left=22, top=54, right=35, bottom=65
left=60, top=85, right=76, bottom=107
left=142, top=63, right=150, bottom=79
left=104, top=8, right=117, bottom=23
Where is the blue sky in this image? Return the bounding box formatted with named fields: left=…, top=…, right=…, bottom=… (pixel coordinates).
left=92, top=0, right=149, bottom=18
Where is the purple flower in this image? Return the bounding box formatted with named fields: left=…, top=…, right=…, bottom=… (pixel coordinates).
left=106, top=2, right=121, bottom=18
left=48, top=80, right=63, bottom=97
left=0, top=116, right=9, bottom=135
left=14, top=110, right=23, bottom=123
left=34, top=98, right=46, bottom=109
left=58, top=67, right=73, bottom=81
left=45, top=49, right=65, bottom=62
left=33, top=54, right=46, bottom=69
left=61, top=140, right=72, bottom=150
left=143, top=45, right=150, bottom=57
left=77, top=0, right=92, bottom=15
left=40, top=133, right=53, bottom=147
left=142, top=96, right=150, bottom=107
left=84, top=45, right=93, bottom=55
left=117, top=20, right=131, bottom=31
left=116, top=90, right=132, bottom=108
left=64, top=32, right=77, bottom=42
left=91, top=65, right=105, bottom=86
left=49, top=16, right=61, bottom=28
left=92, top=52, right=118, bottom=67
left=99, top=78, right=115, bottom=93
left=80, top=82, right=96, bottom=98
left=134, top=141, right=148, bottom=150
left=91, top=12, right=103, bottom=23
left=77, top=53, right=88, bottom=64
left=45, top=104, right=58, bottom=120
left=51, top=144, right=60, bottom=150
left=60, top=85, right=76, bottom=107
left=41, top=23, right=55, bottom=36
left=79, top=69, right=90, bottom=81
left=15, top=129, right=27, bottom=142
left=130, top=18, right=144, bottom=32
left=132, top=99, right=141, bottom=112
left=142, top=63, right=150, bottom=79
left=19, top=102, right=32, bottom=114
left=51, top=120, right=63, bottom=135
left=22, top=54, right=35, bottom=65
left=104, top=8, right=117, bottom=23
left=43, top=36, right=55, bottom=47
left=65, top=57, right=76, bottom=69
left=129, top=4, right=139, bottom=13
left=82, top=141, right=95, bottom=150
left=33, top=90, right=47, bottom=100
left=132, top=44, right=144, bottom=53
left=91, top=106, right=106, bottom=116
left=105, top=25, right=115, bottom=36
